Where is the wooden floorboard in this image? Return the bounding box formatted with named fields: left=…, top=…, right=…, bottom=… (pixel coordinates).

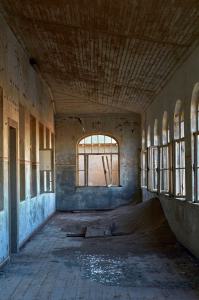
left=0, top=212, right=199, bottom=300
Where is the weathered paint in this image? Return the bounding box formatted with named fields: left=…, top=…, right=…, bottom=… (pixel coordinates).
left=55, top=113, right=141, bottom=211
left=142, top=43, right=199, bottom=258
left=0, top=16, right=55, bottom=265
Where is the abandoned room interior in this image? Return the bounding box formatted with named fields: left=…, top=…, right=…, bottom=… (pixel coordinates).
left=1, top=1, right=199, bottom=299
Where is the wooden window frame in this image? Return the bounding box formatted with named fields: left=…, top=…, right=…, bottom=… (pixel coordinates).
left=147, top=146, right=159, bottom=192
left=43, top=130, right=55, bottom=193
left=160, top=143, right=173, bottom=195
left=193, top=131, right=199, bottom=202
left=192, top=103, right=199, bottom=202
left=39, top=122, right=45, bottom=194
left=77, top=135, right=119, bottom=187
left=141, top=149, right=147, bottom=188
left=174, top=137, right=186, bottom=198
left=174, top=110, right=185, bottom=198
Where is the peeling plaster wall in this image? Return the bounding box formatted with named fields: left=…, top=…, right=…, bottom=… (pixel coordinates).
left=55, top=113, right=141, bottom=211
left=142, top=44, right=199, bottom=258
left=0, top=16, right=55, bottom=265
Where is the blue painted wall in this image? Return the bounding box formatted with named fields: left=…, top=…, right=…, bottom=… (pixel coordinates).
left=56, top=113, right=141, bottom=211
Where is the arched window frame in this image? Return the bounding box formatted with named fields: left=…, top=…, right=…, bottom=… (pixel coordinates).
left=174, top=100, right=186, bottom=198
left=160, top=112, right=172, bottom=194
left=77, top=134, right=119, bottom=187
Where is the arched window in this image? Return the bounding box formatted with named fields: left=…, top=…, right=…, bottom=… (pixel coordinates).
left=160, top=111, right=172, bottom=194
left=191, top=83, right=199, bottom=202
left=77, top=134, right=119, bottom=187
left=141, top=129, right=147, bottom=187
left=154, top=119, right=159, bottom=146
left=174, top=100, right=185, bottom=197
left=174, top=100, right=184, bottom=140
left=142, top=129, right=145, bottom=149
left=162, top=111, right=170, bottom=145
left=147, top=125, right=151, bottom=147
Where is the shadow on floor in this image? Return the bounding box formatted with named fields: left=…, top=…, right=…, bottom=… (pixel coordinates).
left=1, top=198, right=199, bottom=300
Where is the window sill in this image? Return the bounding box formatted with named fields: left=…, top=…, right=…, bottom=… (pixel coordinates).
left=160, top=192, right=170, bottom=197
left=159, top=193, right=186, bottom=201
left=75, top=185, right=122, bottom=189
left=148, top=189, right=158, bottom=193
left=187, top=201, right=199, bottom=206
left=142, top=189, right=187, bottom=201
left=174, top=197, right=186, bottom=201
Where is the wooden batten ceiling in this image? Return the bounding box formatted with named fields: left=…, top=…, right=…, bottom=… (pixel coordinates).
left=1, top=0, right=199, bottom=114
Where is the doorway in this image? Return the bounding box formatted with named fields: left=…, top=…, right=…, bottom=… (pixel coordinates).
left=9, top=125, right=18, bottom=253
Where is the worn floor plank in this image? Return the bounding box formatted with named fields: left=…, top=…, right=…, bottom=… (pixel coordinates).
left=0, top=212, right=199, bottom=300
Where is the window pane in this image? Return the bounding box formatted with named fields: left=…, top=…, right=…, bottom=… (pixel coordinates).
left=79, top=143, right=85, bottom=154
left=160, top=145, right=170, bottom=193
left=78, top=135, right=119, bottom=186
left=180, top=168, right=186, bottom=196
left=105, top=136, right=112, bottom=144
left=174, top=115, right=180, bottom=139
left=78, top=155, right=84, bottom=171
left=85, top=143, right=92, bottom=153
left=78, top=171, right=85, bottom=186
left=112, top=154, right=118, bottom=171
left=197, top=135, right=199, bottom=167
left=88, top=155, right=106, bottom=186
left=93, top=135, right=98, bottom=145
left=84, top=136, right=91, bottom=144
left=141, top=150, right=147, bottom=187
left=111, top=142, right=118, bottom=153
left=163, top=147, right=169, bottom=169
left=181, top=141, right=185, bottom=168
left=175, top=169, right=180, bottom=196
left=175, top=168, right=185, bottom=196
left=180, top=112, right=184, bottom=138
left=98, top=135, right=104, bottom=144
left=104, top=143, right=112, bottom=153
left=152, top=147, right=158, bottom=190
left=110, top=154, right=118, bottom=185
left=175, top=142, right=180, bottom=168
left=112, top=170, right=119, bottom=186
left=197, top=104, right=199, bottom=130
left=175, top=138, right=186, bottom=196
left=164, top=169, right=169, bottom=192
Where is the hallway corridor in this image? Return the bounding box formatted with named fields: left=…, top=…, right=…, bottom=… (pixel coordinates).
left=0, top=212, right=199, bottom=300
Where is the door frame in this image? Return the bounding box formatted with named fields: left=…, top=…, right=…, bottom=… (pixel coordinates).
left=8, top=118, right=19, bottom=253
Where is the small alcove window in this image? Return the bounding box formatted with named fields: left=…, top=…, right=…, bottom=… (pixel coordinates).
left=77, top=135, right=119, bottom=187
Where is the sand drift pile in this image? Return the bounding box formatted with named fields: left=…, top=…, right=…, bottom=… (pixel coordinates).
left=56, top=198, right=171, bottom=239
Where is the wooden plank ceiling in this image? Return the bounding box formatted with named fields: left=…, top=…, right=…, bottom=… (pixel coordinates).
left=1, top=0, right=199, bottom=114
